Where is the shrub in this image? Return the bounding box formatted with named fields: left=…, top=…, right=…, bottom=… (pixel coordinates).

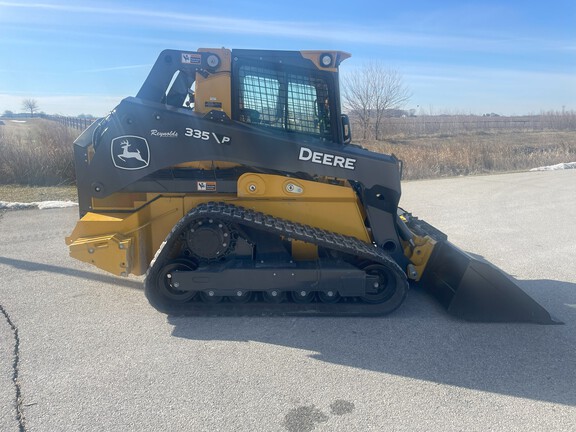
left=365, top=130, right=576, bottom=180
left=0, top=120, right=77, bottom=185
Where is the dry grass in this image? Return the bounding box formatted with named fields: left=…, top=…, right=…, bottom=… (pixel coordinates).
left=0, top=184, right=78, bottom=203
left=0, top=118, right=77, bottom=185
left=364, top=130, right=576, bottom=180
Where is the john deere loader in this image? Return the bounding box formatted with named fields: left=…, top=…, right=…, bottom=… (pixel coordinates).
left=66, top=48, right=558, bottom=323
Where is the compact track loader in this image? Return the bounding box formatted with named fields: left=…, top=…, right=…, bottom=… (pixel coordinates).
left=66, top=48, right=558, bottom=323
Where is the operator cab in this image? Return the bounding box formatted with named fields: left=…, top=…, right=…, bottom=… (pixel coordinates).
left=139, top=48, right=352, bottom=144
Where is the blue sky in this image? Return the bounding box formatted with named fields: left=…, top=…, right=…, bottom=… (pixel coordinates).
left=0, top=0, right=574, bottom=116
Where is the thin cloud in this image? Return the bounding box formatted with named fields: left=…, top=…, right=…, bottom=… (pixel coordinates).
left=0, top=1, right=569, bottom=53
left=76, top=64, right=151, bottom=74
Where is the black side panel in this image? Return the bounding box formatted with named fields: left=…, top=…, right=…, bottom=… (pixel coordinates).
left=73, top=98, right=404, bottom=250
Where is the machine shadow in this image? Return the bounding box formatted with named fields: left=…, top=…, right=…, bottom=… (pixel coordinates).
left=168, top=279, right=576, bottom=406
left=0, top=256, right=144, bottom=291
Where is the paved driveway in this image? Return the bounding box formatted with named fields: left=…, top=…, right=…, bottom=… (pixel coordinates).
left=1, top=170, right=575, bottom=431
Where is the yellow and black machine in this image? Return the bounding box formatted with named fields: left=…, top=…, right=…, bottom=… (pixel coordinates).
left=66, top=48, right=559, bottom=323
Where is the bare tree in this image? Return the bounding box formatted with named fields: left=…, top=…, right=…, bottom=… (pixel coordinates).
left=342, top=61, right=411, bottom=140
left=342, top=66, right=373, bottom=139
left=22, top=98, right=39, bottom=117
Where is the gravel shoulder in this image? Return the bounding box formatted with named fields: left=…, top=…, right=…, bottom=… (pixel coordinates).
left=0, top=185, right=77, bottom=203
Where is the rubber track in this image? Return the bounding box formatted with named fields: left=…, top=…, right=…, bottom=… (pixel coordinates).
left=145, top=201, right=409, bottom=316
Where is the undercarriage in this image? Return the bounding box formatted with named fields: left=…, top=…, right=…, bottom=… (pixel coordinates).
left=145, top=202, right=409, bottom=316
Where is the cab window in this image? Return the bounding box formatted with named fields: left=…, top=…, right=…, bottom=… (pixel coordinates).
left=237, top=64, right=331, bottom=138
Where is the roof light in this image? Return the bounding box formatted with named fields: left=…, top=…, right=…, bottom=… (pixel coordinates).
left=206, top=54, right=221, bottom=69
left=320, top=53, right=333, bottom=67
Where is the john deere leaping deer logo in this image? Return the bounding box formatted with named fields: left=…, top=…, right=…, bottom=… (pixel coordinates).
left=111, top=136, right=150, bottom=170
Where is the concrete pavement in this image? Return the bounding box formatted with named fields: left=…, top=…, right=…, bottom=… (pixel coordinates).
left=1, top=170, right=575, bottom=431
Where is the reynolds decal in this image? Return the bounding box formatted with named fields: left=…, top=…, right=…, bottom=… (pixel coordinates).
left=151, top=129, right=178, bottom=138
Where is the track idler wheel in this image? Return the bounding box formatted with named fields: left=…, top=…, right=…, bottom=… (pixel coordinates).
left=198, top=291, right=224, bottom=303
left=361, top=263, right=408, bottom=312
left=228, top=291, right=254, bottom=303
left=262, top=290, right=286, bottom=303
left=157, top=259, right=197, bottom=303
left=317, top=290, right=341, bottom=303
left=291, top=290, right=316, bottom=303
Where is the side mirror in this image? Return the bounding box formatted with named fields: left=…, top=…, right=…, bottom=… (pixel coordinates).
left=341, top=114, right=352, bottom=144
